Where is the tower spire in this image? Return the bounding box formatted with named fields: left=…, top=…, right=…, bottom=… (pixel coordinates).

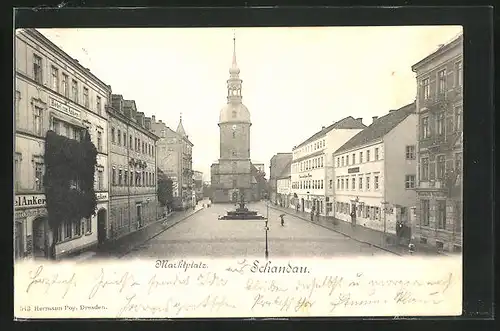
left=232, top=29, right=237, bottom=67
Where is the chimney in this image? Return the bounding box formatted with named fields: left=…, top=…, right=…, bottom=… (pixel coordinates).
left=372, top=116, right=378, bottom=123
left=152, top=115, right=156, bottom=122
left=159, top=120, right=163, bottom=123
left=356, top=117, right=363, bottom=124
left=322, top=126, right=326, bottom=130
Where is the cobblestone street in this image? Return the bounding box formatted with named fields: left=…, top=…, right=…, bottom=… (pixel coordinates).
left=123, top=201, right=394, bottom=259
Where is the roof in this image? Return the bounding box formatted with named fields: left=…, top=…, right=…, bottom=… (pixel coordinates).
left=334, top=102, right=416, bottom=154
left=412, top=33, right=463, bottom=71
left=176, top=117, right=187, bottom=136
left=294, top=116, right=367, bottom=150
left=219, top=103, right=251, bottom=124
left=277, top=159, right=292, bottom=179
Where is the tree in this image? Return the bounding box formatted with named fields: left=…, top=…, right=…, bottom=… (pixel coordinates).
left=44, top=130, right=97, bottom=259
left=157, top=168, right=173, bottom=209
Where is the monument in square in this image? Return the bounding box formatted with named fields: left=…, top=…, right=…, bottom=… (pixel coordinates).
left=210, top=33, right=265, bottom=204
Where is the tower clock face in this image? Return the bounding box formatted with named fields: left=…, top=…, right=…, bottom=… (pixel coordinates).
left=232, top=125, right=237, bottom=130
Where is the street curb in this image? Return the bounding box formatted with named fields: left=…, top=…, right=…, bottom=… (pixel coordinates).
left=269, top=205, right=402, bottom=256
left=118, top=207, right=205, bottom=258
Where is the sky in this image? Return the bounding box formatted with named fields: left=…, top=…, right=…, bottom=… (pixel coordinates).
left=38, top=26, right=462, bottom=182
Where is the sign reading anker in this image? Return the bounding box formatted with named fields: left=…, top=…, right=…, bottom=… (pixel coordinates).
left=49, top=97, right=81, bottom=119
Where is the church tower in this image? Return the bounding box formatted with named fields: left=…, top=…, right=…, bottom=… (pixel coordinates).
left=211, top=32, right=253, bottom=203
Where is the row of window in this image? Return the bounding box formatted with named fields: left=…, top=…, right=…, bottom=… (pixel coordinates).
left=111, top=168, right=156, bottom=187
left=420, top=199, right=446, bottom=230
left=336, top=173, right=382, bottom=191
left=291, top=179, right=325, bottom=190
left=33, top=53, right=103, bottom=116
left=54, top=217, right=92, bottom=243
left=52, top=118, right=104, bottom=153
left=336, top=146, right=383, bottom=168
left=293, top=139, right=326, bottom=158
left=14, top=155, right=106, bottom=192
left=110, top=127, right=155, bottom=157
left=421, top=106, right=462, bottom=139
left=420, top=61, right=462, bottom=100
left=337, top=202, right=381, bottom=221
left=292, top=155, right=324, bottom=173
left=420, top=152, right=462, bottom=181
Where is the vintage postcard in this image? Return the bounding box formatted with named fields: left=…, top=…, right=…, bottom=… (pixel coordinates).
left=14, top=25, right=463, bottom=319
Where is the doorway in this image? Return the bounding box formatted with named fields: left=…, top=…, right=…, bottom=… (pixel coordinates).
left=14, top=221, right=24, bottom=260
left=32, top=217, right=47, bottom=259
left=301, top=198, right=305, bottom=212
left=136, top=204, right=143, bottom=228
left=97, top=208, right=107, bottom=245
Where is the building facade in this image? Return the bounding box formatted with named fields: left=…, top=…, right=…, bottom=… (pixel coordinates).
left=290, top=117, right=366, bottom=216
left=412, top=35, right=463, bottom=252
left=107, top=94, right=159, bottom=240
left=193, top=170, right=203, bottom=201
left=150, top=115, right=194, bottom=210
left=15, top=28, right=111, bottom=259
left=276, top=161, right=292, bottom=208
left=211, top=35, right=259, bottom=203
left=269, top=153, right=292, bottom=204
left=333, top=103, right=417, bottom=236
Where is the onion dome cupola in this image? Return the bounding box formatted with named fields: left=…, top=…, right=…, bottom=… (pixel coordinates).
left=219, top=31, right=251, bottom=125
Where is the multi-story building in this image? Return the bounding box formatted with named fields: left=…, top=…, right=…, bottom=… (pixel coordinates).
left=15, top=28, right=111, bottom=259
left=193, top=170, right=203, bottom=201
left=210, top=35, right=262, bottom=203
left=290, top=117, right=366, bottom=215
left=276, top=161, right=292, bottom=208
left=269, top=153, right=292, bottom=204
left=333, top=103, right=417, bottom=235
left=411, top=34, right=463, bottom=252
left=151, top=115, right=194, bottom=210
left=107, top=94, right=159, bottom=240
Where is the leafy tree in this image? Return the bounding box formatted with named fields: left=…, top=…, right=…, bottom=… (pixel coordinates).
left=43, top=130, right=97, bottom=259
left=157, top=168, right=173, bottom=208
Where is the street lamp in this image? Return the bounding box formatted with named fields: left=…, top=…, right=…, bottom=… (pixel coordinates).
left=265, top=201, right=269, bottom=259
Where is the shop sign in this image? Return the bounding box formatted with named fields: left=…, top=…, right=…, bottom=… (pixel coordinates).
left=49, top=97, right=81, bottom=119
left=348, top=167, right=360, bottom=174
left=299, top=173, right=312, bottom=178
left=15, top=194, right=46, bottom=209
left=96, top=192, right=109, bottom=202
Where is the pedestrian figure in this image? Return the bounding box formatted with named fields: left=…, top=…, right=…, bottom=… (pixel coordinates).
left=408, top=243, right=415, bottom=255
left=280, top=214, right=285, bottom=226
left=350, top=209, right=356, bottom=228
left=310, top=208, right=315, bottom=222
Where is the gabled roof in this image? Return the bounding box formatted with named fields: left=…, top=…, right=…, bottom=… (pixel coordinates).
left=294, top=116, right=367, bottom=150
left=334, top=102, right=416, bottom=154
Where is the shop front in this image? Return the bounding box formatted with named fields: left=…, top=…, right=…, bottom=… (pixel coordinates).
left=14, top=194, right=49, bottom=260
left=95, top=192, right=109, bottom=245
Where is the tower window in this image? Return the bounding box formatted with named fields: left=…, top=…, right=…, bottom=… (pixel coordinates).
left=232, top=131, right=236, bottom=138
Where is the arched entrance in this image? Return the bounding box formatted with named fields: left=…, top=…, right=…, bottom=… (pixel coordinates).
left=32, top=216, right=48, bottom=259
left=97, top=208, right=107, bottom=245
